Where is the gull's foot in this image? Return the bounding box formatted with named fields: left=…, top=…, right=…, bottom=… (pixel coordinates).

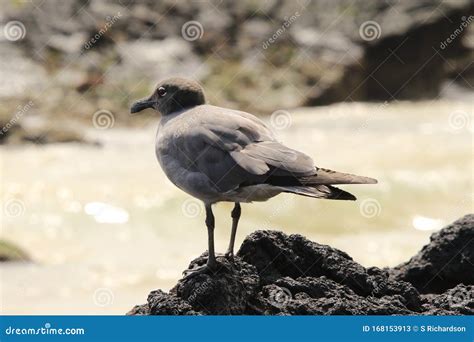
left=182, top=262, right=216, bottom=280
left=224, top=251, right=234, bottom=261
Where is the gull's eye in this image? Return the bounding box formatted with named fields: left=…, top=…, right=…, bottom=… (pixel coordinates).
left=157, top=87, right=167, bottom=97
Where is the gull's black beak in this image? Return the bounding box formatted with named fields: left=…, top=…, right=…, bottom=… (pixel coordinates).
left=130, top=98, right=154, bottom=114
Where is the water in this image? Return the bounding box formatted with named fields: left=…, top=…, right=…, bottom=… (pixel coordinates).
left=1, top=100, right=472, bottom=314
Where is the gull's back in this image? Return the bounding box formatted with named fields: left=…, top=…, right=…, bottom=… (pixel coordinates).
left=156, top=104, right=375, bottom=204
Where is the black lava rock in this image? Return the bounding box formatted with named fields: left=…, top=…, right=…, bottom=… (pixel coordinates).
left=128, top=214, right=473, bottom=315
left=390, top=214, right=474, bottom=294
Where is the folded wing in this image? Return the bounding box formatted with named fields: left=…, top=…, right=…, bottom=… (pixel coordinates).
left=178, top=105, right=376, bottom=195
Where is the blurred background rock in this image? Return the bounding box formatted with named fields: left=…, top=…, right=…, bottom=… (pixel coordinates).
left=0, top=0, right=473, bottom=143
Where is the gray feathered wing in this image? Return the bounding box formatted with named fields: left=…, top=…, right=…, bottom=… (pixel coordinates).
left=183, top=106, right=376, bottom=200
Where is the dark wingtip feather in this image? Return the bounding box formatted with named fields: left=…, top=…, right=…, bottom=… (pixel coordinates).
left=278, top=184, right=357, bottom=201
left=326, top=185, right=357, bottom=201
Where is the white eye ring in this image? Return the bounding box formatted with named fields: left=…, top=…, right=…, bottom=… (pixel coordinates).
left=158, top=87, right=167, bottom=97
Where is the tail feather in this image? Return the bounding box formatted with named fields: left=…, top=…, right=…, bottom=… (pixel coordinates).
left=301, top=168, right=378, bottom=185
left=279, top=185, right=356, bottom=201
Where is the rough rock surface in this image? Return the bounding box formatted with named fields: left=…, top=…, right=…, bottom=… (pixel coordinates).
left=2, top=0, right=472, bottom=122
left=390, top=214, right=474, bottom=294
left=128, top=214, right=474, bottom=315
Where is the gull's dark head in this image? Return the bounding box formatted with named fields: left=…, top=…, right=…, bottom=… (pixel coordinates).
left=130, top=77, right=205, bottom=116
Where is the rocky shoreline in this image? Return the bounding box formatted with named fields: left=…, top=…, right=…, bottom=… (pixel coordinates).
left=1, top=0, right=472, bottom=145
left=128, top=214, right=473, bottom=315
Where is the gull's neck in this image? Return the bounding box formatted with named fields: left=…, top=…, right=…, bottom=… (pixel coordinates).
left=157, top=106, right=200, bottom=134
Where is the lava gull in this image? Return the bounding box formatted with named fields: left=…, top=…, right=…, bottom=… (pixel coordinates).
left=130, top=77, right=377, bottom=277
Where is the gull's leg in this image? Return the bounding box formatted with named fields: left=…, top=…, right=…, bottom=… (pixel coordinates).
left=183, top=203, right=216, bottom=278
left=205, top=203, right=217, bottom=268
left=225, top=202, right=241, bottom=259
